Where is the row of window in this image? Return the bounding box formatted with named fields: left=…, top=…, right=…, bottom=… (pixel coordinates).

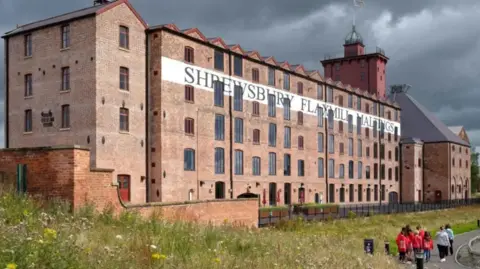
left=452, top=158, right=469, bottom=168
left=452, top=145, right=469, bottom=155
left=184, top=148, right=399, bottom=180
left=184, top=46, right=398, bottom=120
left=329, top=183, right=387, bottom=203
left=24, top=107, right=129, bottom=132
left=23, top=24, right=129, bottom=57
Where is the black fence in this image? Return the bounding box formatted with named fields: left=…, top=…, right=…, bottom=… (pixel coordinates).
left=258, top=198, right=480, bottom=227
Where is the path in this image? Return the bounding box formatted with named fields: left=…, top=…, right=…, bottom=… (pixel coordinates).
left=402, top=229, right=480, bottom=269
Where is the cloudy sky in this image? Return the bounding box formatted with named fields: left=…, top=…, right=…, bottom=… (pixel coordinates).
left=1, top=0, right=480, bottom=151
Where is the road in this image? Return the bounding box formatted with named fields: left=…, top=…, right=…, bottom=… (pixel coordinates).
left=403, top=229, right=480, bottom=269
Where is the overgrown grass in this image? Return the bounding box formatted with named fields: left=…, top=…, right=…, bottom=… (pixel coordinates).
left=1, top=192, right=479, bottom=268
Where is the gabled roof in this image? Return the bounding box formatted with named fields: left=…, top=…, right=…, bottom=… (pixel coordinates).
left=2, top=0, right=147, bottom=38
left=448, top=126, right=463, bottom=135
left=394, top=92, right=469, bottom=146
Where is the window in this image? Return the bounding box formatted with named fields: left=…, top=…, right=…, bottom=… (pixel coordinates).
left=395, top=147, right=399, bottom=161
left=213, top=81, right=224, bottom=107
left=388, top=150, right=392, bottom=160
left=317, top=108, right=324, bottom=127
left=365, top=128, right=370, bottom=137
left=339, top=164, right=345, bottom=178
left=293, top=112, right=302, bottom=127
left=215, top=182, right=225, bottom=199
left=61, top=105, right=70, bottom=129
left=327, top=87, right=333, bottom=103
left=298, top=160, right=305, bottom=176
left=366, top=147, right=370, bottom=157
left=269, top=183, right=277, bottom=206
left=317, top=84, right=323, bottom=100
left=380, top=144, right=385, bottom=159
left=387, top=111, right=391, bottom=120
left=328, top=159, right=335, bottom=178
left=284, top=154, right=291, bottom=176
left=357, top=139, right=362, bottom=157
left=349, top=184, right=354, bottom=202
left=234, top=118, right=243, bottom=143
left=357, top=96, right=362, bottom=110
left=234, top=55, right=243, bottom=76
left=366, top=188, right=371, bottom=202
left=297, top=82, right=303, bottom=95
left=329, top=184, right=335, bottom=203
left=268, top=67, right=275, bottom=86
left=380, top=122, right=385, bottom=138
left=284, top=126, right=291, bottom=148
left=356, top=116, right=362, bottom=135
left=184, top=46, right=194, bottom=63
left=388, top=168, right=392, bottom=180
left=358, top=162, right=363, bottom=179
left=233, top=86, right=243, bottom=111
left=365, top=104, right=370, bottom=113
left=215, top=148, right=225, bottom=174
left=184, top=149, right=195, bottom=171
left=252, top=157, right=261, bottom=176
left=283, top=73, right=290, bottom=90
left=184, top=118, right=194, bottom=135
left=24, top=109, right=32, bottom=132
left=252, top=68, right=259, bottom=82
left=373, top=121, right=377, bottom=137
left=185, top=85, right=194, bottom=102
left=119, top=108, right=129, bottom=131
left=24, top=74, right=32, bottom=97
left=338, top=96, right=344, bottom=106
left=283, top=98, right=290, bottom=120
left=366, top=166, right=371, bottom=179
left=252, top=101, right=260, bottom=116
left=373, top=143, right=378, bottom=158
left=119, top=26, right=129, bottom=49
left=348, top=161, right=354, bottom=179
left=269, top=123, right=277, bottom=146
left=234, top=150, right=243, bottom=175
left=348, top=115, right=353, bottom=133
left=119, top=67, right=129, bottom=91
left=388, top=133, right=391, bottom=142
left=298, top=136, right=304, bottom=150
left=214, top=50, right=224, bottom=71
left=381, top=185, right=386, bottom=201
left=328, top=134, right=334, bottom=153
left=340, top=143, right=344, bottom=154
left=394, top=127, right=398, bottom=141
left=61, top=24, right=70, bottom=49
left=358, top=184, right=363, bottom=202
left=268, top=94, right=276, bottom=117
left=24, top=34, right=32, bottom=57
left=318, top=158, right=324, bottom=177
left=318, top=133, right=324, bottom=152
left=215, top=114, right=224, bottom=140
left=348, top=94, right=353, bottom=108
left=348, top=138, right=353, bottom=156
left=395, top=167, right=399, bottom=181
left=373, top=103, right=378, bottom=115
left=374, top=163, right=378, bottom=179
left=374, top=185, right=378, bottom=201
left=253, top=129, right=260, bottom=144
left=328, top=109, right=334, bottom=129
left=269, top=152, right=277, bottom=175
left=380, top=105, right=385, bottom=117
left=339, top=121, right=344, bottom=133
left=381, top=165, right=387, bottom=181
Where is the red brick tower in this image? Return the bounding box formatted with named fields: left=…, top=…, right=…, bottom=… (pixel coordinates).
left=321, top=25, right=389, bottom=98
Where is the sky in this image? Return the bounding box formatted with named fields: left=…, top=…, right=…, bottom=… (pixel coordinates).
left=1, top=0, right=480, bottom=152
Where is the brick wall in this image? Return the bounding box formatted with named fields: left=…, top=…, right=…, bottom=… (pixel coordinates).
left=423, top=143, right=450, bottom=202
left=401, top=139, right=423, bottom=203
left=0, top=146, right=259, bottom=227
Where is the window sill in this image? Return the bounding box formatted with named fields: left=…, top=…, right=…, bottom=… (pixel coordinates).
left=185, top=100, right=194, bottom=104
left=59, top=128, right=71, bottom=132
left=60, top=47, right=70, bottom=52
left=24, top=96, right=33, bottom=99
left=119, top=47, right=130, bottom=52
left=60, top=90, right=71, bottom=94
left=23, top=132, right=33, bottom=135
left=119, top=89, right=130, bottom=93
left=119, top=131, right=129, bottom=134
left=24, top=56, right=32, bottom=60
left=185, top=133, right=194, bottom=136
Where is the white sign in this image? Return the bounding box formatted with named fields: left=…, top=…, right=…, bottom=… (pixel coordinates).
left=161, top=57, right=401, bottom=135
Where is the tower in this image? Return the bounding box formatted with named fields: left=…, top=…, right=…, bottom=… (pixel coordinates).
left=321, top=1, right=389, bottom=98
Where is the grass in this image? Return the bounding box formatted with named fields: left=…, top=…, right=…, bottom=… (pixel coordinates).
left=1, top=192, right=480, bottom=269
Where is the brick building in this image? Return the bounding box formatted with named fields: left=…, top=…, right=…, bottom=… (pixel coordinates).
left=2, top=0, right=465, bottom=207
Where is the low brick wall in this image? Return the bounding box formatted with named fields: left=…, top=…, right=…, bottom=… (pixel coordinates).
left=0, top=146, right=259, bottom=227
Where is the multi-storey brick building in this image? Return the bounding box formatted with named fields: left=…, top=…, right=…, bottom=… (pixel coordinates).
left=3, top=0, right=467, bottom=207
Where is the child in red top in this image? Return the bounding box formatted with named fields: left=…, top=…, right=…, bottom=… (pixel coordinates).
left=407, top=228, right=415, bottom=261
left=417, top=225, right=425, bottom=239
left=396, top=228, right=408, bottom=262
left=413, top=231, right=423, bottom=252
left=423, top=232, right=433, bottom=262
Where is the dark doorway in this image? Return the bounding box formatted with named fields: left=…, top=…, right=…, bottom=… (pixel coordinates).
left=237, top=192, right=259, bottom=199
left=215, top=181, right=225, bottom=199
left=465, top=190, right=469, bottom=200
left=435, top=190, right=442, bottom=203
left=388, top=192, right=399, bottom=203
left=314, top=193, right=319, bottom=203
left=284, top=183, right=291, bottom=205
left=269, top=182, right=277, bottom=206
left=329, top=184, right=335, bottom=203
left=298, top=186, right=305, bottom=204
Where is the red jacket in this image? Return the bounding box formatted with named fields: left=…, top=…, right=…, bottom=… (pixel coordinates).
left=396, top=234, right=407, bottom=252
left=419, top=229, right=425, bottom=239
left=423, top=239, right=433, bottom=250
left=412, top=234, right=423, bottom=249
left=408, top=233, right=415, bottom=249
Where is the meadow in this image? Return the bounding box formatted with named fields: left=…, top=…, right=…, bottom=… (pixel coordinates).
left=1, top=192, right=479, bottom=269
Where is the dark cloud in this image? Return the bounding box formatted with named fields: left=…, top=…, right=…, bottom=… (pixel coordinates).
left=0, top=0, right=479, bottom=148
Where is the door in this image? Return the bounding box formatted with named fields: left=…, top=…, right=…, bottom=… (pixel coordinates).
left=118, top=175, right=130, bottom=202
left=434, top=190, right=442, bottom=203
left=315, top=193, right=320, bottom=203
left=389, top=192, right=399, bottom=203
left=284, top=183, right=291, bottom=205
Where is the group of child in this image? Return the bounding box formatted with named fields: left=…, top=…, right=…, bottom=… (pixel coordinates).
left=395, top=224, right=455, bottom=263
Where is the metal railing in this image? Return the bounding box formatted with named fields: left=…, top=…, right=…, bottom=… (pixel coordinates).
left=259, top=198, right=480, bottom=227
left=323, top=46, right=386, bottom=60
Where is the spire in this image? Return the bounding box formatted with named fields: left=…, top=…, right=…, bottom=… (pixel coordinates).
left=345, top=25, right=363, bottom=45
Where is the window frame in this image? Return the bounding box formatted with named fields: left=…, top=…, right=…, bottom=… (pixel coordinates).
left=61, top=104, right=70, bottom=129
left=119, top=26, right=129, bottom=49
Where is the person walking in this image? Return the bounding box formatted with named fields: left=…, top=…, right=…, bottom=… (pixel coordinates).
left=396, top=227, right=408, bottom=263
left=423, top=232, right=434, bottom=262
left=416, top=225, right=425, bottom=239
left=445, top=224, right=455, bottom=255
left=436, top=226, right=450, bottom=262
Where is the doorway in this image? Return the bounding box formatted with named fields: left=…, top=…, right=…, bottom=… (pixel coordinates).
left=284, top=183, right=291, bottom=205
left=434, top=190, right=442, bottom=203
left=118, top=175, right=131, bottom=202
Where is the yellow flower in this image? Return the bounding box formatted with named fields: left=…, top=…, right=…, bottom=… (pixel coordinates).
left=43, top=228, right=57, bottom=240
left=151, top=253, right=166, bottom=260
left=6, top=263, right=17, bottom=269
left=23, top=209, right=29, bottom=216
left=214, top=258, right=221, bottom=263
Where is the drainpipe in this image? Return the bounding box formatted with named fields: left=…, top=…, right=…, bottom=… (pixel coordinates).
left=324, top=85, right=329, bottom=204
left=4, top=38, right=9, bottom=148
left=196, top=109, right=199, bottom=200
left=145, top=32, right=150, bottom=202
left=378, top=105, right=382, bottom=207
left=228, top=51, right=233, bottom=199
left=399, top=140, right=403, bottom=203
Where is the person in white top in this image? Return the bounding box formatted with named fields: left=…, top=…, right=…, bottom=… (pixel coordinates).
left=435, top=226, right=451, bottom=262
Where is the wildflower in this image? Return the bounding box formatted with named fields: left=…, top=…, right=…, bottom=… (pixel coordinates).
left=150, top=244, right=157, bottom=250
left=5, top=263, right=17, bottom=269
left=214, top=258, right=221, bottom=264
left=151, top=253, right=167, bottom=260
left=23, top=209, right=29, bottom=216
left=115, top=235, right=123, bottom=240
left=43, top=228, right=57, bottom=240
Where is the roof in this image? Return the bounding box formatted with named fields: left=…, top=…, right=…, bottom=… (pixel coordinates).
left=2, top=0, right=147, bottom=38
left=448, top=126, right=463, bottom=135
left=393, top=92, right=469, bottom=146
left=345, top=25, right=363, bottom=45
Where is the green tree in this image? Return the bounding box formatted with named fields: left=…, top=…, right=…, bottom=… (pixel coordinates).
left=471, top=147, right=480, bottom=194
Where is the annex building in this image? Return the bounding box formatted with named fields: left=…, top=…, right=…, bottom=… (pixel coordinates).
left=1, top=0, right=469, bottom=206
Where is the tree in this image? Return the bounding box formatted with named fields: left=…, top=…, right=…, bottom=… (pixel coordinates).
left=471, top=147, right=480, bottom=193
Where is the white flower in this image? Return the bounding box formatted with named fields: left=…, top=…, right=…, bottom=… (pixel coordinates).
left=115, top=235, right=123, bottom=240
left=26, top=237, right=32, bottom=241
left=150, top=245, right=157, bottom=250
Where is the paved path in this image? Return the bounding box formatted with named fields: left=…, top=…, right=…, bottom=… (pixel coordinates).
left=402, top=229, right=480, bottom=269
